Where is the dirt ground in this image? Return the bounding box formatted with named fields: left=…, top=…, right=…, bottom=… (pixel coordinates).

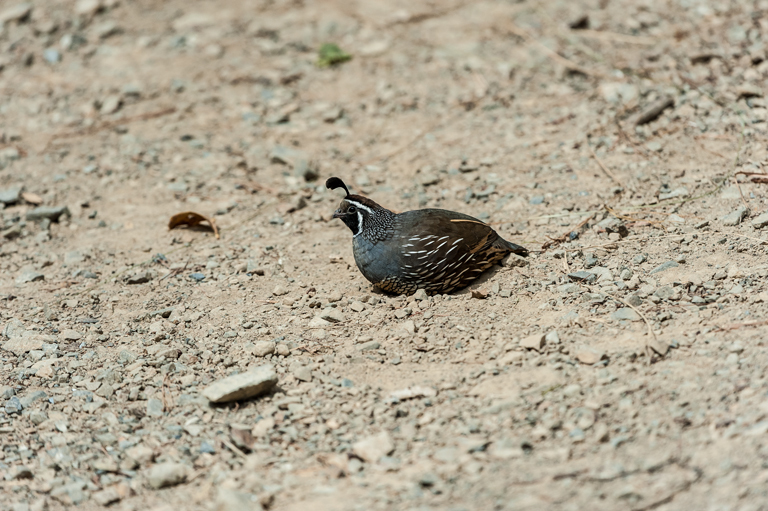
left=2, top=0, right=768, bottom=509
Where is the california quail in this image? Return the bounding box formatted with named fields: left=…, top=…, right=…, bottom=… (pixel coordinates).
left=326, top=176, right=528, bottom=295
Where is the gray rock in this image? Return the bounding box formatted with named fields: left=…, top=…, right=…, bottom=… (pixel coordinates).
left=568, top=271, right=595, bottom=283
left=654, top=286, right=680, bottom=300
left=721, top=206, right=748, bottom=226
left=0, top=186, right=22, bottom=204
left=16, top=270, right=44, bottom=284
left=43, top=48, right=61, bottom=63
left=60, top=329, right=82, bottom=341
left=632, top=254, right=647, bottom=265
left=146, top=398, right=164, bottom=417
left=92, top=487, right=121, bottom=507
left=26, top=206, right=70, bottom=222
left=649, top=261, right=679, bottom=274
left=202, top=364, right=277, bottom=403
left=557, top=283, right=581, bottom=293
left=611, top=308, right=641, bottom=321
left=503, top=254, right=528, bottom=267
left=19, top=390, right=46, bottom=408
left=4, top=396, right=23, bottom=414
left=0, top=147, right=20, bottom=169
left=358, top=340, right=380, bottom=351
left=752, top=211, right=768, bottom=229
left=659, top=187, right=688, bottom=201
left=320, top=308, right=344, bottom=323
left=146, top=462, right=189, bottom=489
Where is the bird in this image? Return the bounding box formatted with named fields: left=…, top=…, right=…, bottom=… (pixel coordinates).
left=326, top=176, right=528, bottom=296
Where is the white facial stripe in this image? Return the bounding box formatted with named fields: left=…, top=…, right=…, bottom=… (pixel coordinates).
left=352, top=211, right=363, bottom=237
left=345, top=199, right=374, bottom=215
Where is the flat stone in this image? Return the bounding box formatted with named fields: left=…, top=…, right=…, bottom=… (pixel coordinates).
left=357, top=340, right=380, bottom=351
left=557, top=283, right=581, bottom=293
left=352, top=431, right=394, bottom=462
left=611, top=308, right=641, bottom=321
left=413, top=289, right=429, bottom=301
left=659, top=187, right=689, bottom=201
left=202, top=364, right=277, bottom=403
left=60, top=329, right=82, bottom=341
left=349, top=300, right=366, bottom=312
left=0, top=186, right=22, bottom=204
left=649, top=261, right=679, bottom=274
left=575, top=348, right=607, bottom=365
left=146, top=462, right=189, bottom=489
left=320, top=308, right=344, bottom=323
left=520, top=334, right=545, bottom=351
left=721, top=206, right=748, bottom=226
left=16, top=270, right=44, bottom=284
left=654, top=286, right=680, bottom=301
left=26, top=206, right=70, bottom=222
left=125, top=271, right=152, bottom=284
left=752, top=211, right=768, bottom=229
left=647, top=338, right=670, bottom=356
left=2, top=336, right=44, bottom=355
left=568, top=271, right=595, bottom=283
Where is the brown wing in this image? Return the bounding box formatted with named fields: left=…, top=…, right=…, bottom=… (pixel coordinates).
left=394, top=209, right=508, bottom=292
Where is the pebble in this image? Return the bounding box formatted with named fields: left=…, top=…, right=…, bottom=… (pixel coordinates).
left=202, top=364, right=278, bottom=403
left=25, top=206, right=70, bottom=222
left=43, top=48, right=61, bottom=63
left=352, top=431, right=394, bottom=462
left=4, top=396, right=23, bottom=414
left=413, top=289, right=429, bottom=301
left=320, top=308, right=344, bottom=323
left=252, top=341, right=275, bottom=357
left=568, top=271, right=596, bottom=283
left=520, top=334, right=545, bottom=351
left=293, top=366, right=312, bottom=382
left=16, top=270, right=44, bottom=284
left=146, top=398, right=164, bottom=417
left=0, top=186, right=22, bottom=204
left=649, top=261, right=679, bottom=274
left=752, top=211, right=768, bottom=229
left=575, top=348, right=608, bottom=365
left=275, top=344, right=290, bottom=357
left=146, top=462, right=189, bottom=489
left=349, top=300, right=366, bottom=312
left=60, top=329, right=82, bottom=341
left=721, top=206, right=748, bottom=226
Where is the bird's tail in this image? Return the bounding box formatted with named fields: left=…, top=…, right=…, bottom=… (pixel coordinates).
left=502, top=238, right=529, bottom=256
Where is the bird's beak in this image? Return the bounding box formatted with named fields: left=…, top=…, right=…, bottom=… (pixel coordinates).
left=332, top=209, right=344, bottom=219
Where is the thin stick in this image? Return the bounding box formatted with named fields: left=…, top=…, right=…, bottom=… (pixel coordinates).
left=588, top=142, right=622, bottom=185
left=504, top=24, right=611, bottom=79
left=570, top=29, right=657, bottom=45
left=597, top=288, right=657, bottom=364
left=717, top=319, right=768, bottom=331
left=221, top=438, right=247, bottom=458
left=733, top=177, right=749, bottom=211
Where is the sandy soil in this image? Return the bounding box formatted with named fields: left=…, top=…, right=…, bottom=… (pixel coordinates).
left=2, top=0, right=768, bottom=510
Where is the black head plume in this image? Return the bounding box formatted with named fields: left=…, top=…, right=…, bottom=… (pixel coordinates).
left=326, top=177, right=350, bottom=197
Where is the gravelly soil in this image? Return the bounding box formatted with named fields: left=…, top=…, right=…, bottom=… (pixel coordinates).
left=2, top=0, right=768, bottom=510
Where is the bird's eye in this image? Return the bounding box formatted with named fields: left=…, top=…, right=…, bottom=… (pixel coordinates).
left=348, top=206, right=357, bottom=213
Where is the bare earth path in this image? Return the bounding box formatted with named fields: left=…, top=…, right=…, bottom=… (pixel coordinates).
left=2, top=0, right=768, bottom=510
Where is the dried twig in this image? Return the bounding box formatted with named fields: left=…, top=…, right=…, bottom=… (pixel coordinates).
left=717, top=319, right=768, bottom=331
left=541, top=214, right=594, bottom=250
left=587, top=141, right=622, bottom=185
left=570, top=29, right=657, bottom=45
left=221, top=438, right=247, bottom=459
left=45, top=107, right=176, bottom=150
left=599, top=289, right=657, bottom=364
left=504, top=24, right=611, bottom=78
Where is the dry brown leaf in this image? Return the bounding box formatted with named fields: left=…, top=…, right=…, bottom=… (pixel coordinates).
left=21, top=192, right=43, bottom=205
left=168, top=211, right=219, bottom=239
